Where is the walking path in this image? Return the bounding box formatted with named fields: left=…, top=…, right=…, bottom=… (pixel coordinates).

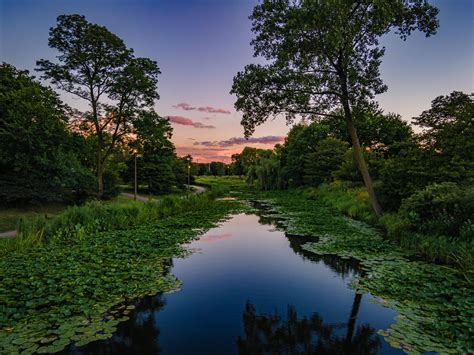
left=0, top=230, right=16, bottom=238
left=120, top=185, right=206, bottom=202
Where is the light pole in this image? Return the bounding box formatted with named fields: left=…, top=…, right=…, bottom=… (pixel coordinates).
left=187, top=163, right=191, bottom=190
left=132, top=149, right=138, bottom=201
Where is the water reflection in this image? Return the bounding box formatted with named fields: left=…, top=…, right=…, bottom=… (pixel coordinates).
left=250, top=201, right=360, bottom=279
left=69, top=296, right=165, bottom=354
left=237, top=299, right=380, bottom=355
left=66, top=210, right=401, bottom=354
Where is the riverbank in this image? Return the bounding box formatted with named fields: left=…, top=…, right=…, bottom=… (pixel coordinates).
left=246, top=188, right=473, bottom=354
left=0, top=194, right=241, bottom=354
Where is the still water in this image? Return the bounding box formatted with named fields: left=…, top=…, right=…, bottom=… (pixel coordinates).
left=74, top=209, right=403, bottom=354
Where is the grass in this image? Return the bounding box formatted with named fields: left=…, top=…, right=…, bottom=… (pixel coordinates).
left=0, top=193, right=241, bottom=354
left=302, top=181, right=474, bottom=271
left=0, top=204, right=68, bottom=232
left=0, top=192, right=226, bottom=256
left=195, top=175, right=247, bottom=190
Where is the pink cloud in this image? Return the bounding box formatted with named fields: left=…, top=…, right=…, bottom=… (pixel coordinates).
left=176, top=146, right=233, bottom=163
left=194, top=135, right=285, bottom=147
left=167, top=116, right=215, bottom=129
left=173, top=102, right=231, bottom=114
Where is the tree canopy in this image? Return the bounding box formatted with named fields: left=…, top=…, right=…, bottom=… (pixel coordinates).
left=37, top=14, right=161, bottom=197
left=0, top=63, right=95, bottom=205
left=232, top=0, right=439, bottom=216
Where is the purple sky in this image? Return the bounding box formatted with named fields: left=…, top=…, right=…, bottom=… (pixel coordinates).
left=1, top=0, right=473, bottom=162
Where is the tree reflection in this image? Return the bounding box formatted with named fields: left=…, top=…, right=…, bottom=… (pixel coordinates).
left=68, top=259, right=175, bottom=354
left=286, top=233, right=360, bottom=279
left=251, top=201, right=361, bottom=278
left=237, top=301, right=380, bottom=355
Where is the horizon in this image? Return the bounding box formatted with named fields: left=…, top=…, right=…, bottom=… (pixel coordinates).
left=1, top=0, right=473, bottom=163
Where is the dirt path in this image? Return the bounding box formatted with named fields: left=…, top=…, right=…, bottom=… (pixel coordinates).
left=120, top=192, right=151, bottom=202
left=190, top=185, right=206, bottom=193
left=0, top=230, right=16, bottom=238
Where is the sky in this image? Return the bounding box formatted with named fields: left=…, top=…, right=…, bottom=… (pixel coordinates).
left=1, top=0, right=473, bottom=163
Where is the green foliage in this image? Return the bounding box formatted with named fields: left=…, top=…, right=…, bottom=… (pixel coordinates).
left=230, top=147, right=261, bottom=178
left=1, top=193, right=228, bottom=254
left=306, top=182, right=377, bottom=225
left=209, top=161, right=227, bottom=176
left=173, top=156, right=194, bottom=189
left=231, top=0, right=438, bottom=136
left=414, top=91, right=474, bottom=182
left=37, top=14, right=161, bottom=197
left=0, top=63, right=95, bottom=205
left=398, top=182, right=473, bottom=240
left=250, top=189, right=473, bottom=354
left=0, top=205, right=67, bottom=233
left=280, top=122, right=331, bottom=187
left=326, top=111, right=414, bottom=155
left=195, top=176, right=247, bottom=191
left=334, top=148, right=385, bottom=184
left=129, top=110, right=179, bottom=194
left=304, top=138, right=348, bottom=186
left=0, top=196, right=240, bottom=354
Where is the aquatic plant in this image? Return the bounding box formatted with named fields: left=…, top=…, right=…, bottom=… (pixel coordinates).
left=0, top=198, right=241, bottom=353
left=253, top=190, right=474, bottom=354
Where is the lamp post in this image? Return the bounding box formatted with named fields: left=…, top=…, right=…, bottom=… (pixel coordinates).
left=133, top=149, right=138, bottom=201
left=185, top=155, right=192, bottom=190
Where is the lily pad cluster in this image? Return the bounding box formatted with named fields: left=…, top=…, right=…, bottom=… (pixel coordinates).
left=0, top=199, right=241, bottom=354
left=253, top=190, right=474, bottom=354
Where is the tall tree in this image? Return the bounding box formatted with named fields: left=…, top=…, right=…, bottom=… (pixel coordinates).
left=413, top=91, right=474, bottom=182
left=133, top=110, right=177, bottom=194
left=37, top=14, right=160, bottom=197
left=0, top=63, right=95, bottom=205
left=231, top=0, right=439, bottom=216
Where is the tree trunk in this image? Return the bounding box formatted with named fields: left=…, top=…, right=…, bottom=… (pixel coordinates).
left=344, top=292, right=362, bottom=352
left=97, top=158, right=104, bottom=199
left=342, top=104, right=383, bottom=217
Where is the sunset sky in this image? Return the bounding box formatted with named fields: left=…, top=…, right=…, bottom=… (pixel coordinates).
left=1, top=0, right=473, bottom=163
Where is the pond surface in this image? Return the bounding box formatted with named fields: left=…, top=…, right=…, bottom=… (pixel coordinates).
left=74, top=209, right=403, bottom=354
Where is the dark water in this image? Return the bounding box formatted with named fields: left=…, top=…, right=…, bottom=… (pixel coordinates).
left=74, top=209, right=403, bottom=354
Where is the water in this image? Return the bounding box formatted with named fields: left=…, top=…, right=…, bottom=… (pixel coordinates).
left=74, top=209, right=403, bottom=354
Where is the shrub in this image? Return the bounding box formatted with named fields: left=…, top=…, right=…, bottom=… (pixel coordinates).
left=399, top=182, right=473, bottom=241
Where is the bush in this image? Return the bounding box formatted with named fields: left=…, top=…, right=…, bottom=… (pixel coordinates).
left=399, top=182, right=473, bottom=241
left=209, top=185, right=230, bottom=198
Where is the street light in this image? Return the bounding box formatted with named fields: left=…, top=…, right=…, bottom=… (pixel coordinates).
left=187, top=157, right=191, bottom=190
left=132, top=149, right=139, bottom=201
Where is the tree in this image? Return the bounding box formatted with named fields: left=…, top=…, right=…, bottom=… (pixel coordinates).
left=210, top=161, right=227, bottom=176
left=304, top=137, right=349, bottom=186
left=280, top=122, right=331, bottom=186
left=231, top=0, right=439, bottom=216
left=325, top=110, right=413, bottom=156
left=414, top=91, right=474, bottom=182
left=37, top=14, right=160, bottom=198
left=133, top=110, right=176, bottom=194
left=0, top=63, right=95, bottom=205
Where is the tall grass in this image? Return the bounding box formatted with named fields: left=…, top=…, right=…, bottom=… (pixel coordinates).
left=305, top=181, right=378, bottom=224
left=305, top=181, right=474, bottom=274
left=0, top=193, right=218, bottom=255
